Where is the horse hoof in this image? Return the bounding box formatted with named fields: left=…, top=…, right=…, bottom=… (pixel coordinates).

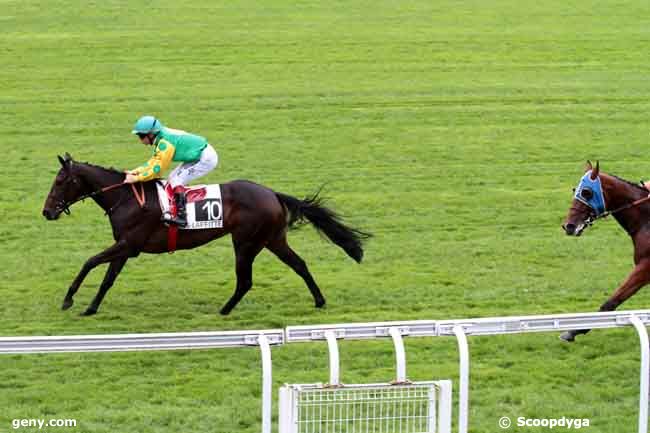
left=61, top=299, right=74, bottom=310
left=315, top=300, right=326, bottom=308
left=219, top=308, right=231, bottom=316
left=80, top=309, right=97, bottom=316
left=559, top=331, right=575, bottom=343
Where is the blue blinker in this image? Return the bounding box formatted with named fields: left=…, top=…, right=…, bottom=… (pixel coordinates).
left=574, top=171, right=606, bottom=215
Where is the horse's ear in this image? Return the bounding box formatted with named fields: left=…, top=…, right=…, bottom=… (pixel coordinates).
left=585, top=160, right=593, bottom=172
left=58, top=154, right=71, bottom=171
left=64, top=152, right=73, bottom=162
left=590, top=160, right=600, bottom=180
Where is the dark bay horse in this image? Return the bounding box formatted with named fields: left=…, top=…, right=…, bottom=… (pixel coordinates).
left=42, top=154, right=370, bottom=316
left=562, top=161, right=650, bottom=341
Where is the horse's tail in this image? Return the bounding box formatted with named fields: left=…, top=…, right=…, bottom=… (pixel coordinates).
left=275, top=191, right=371, bottom=263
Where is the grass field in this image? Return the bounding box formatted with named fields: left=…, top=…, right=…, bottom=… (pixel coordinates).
left=3, top=1, right=650, bottom=432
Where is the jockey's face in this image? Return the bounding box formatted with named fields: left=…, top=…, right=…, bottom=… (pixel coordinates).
left=137, top=133, right=155, bottom=145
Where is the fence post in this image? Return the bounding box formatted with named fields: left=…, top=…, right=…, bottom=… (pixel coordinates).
left=324, top=330, right=340, bottom=386
left=453, top=325, right=469, bottom=433
left=389, top=327, right=407, bottom=383
left=258, top=334, right=272, bottom=433
left=630, top=316, right=649, bottom=433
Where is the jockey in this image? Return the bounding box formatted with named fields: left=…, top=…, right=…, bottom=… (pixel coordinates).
left=124, top=115, right=218, bottom=226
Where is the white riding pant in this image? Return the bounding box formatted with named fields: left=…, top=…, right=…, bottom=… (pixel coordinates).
left=167, top=144, right=218, bottom=188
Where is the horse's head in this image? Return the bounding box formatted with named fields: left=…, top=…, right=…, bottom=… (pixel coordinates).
left=562, top=161, right=606, bottom=236
left=42, top=154, right=88, bottom=220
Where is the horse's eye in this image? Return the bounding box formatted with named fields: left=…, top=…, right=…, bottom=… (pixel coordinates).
left=580, top=188, right=593, bottom=200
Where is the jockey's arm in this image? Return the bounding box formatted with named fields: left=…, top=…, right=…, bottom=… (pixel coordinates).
left=130, top=139, right=176, bottom=182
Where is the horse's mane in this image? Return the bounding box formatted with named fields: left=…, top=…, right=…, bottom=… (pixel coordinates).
left=74, top=160, right=124, bottom=176
left=608, top=173, right=647, bottom=193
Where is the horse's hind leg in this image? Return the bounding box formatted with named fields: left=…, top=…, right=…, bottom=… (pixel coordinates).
left=561, top=259, right=650, bottom=342
left=219, top=239, right=264, bottom=315
left=266, top=235, right=326, bottom=308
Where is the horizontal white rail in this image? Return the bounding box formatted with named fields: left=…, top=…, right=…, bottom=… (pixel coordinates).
left=3, top=311, right=646, bottom=352
left=285, top=310, right=650, bottom=341
left=0, top=330, right=284, bottom=354
left=437, top=310, right=650, bottom=336
left=286, top=320, right=437, bottom=341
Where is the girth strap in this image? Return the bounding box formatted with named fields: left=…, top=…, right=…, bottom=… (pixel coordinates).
left=167, top=225, right=178, bottom=254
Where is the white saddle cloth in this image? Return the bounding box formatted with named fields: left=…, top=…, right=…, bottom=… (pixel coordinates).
left=156, top=181, right=223, bottom=230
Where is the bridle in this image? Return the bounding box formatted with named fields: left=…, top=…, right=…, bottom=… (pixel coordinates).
left=54, top=177, right=145, bottom=216
left=576, top=183, right=650, bottom=227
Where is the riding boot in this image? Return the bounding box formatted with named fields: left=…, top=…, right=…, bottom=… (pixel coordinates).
left=164, top=188, right=187, bottom=227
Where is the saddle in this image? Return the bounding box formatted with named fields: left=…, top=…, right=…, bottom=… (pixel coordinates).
left=164, top=184, right=208, bottom=205
left=156, top=182, right=224, bottom=252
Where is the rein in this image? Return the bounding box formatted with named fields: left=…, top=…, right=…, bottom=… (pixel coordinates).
left=57, top=181, right=146, bottom=216
left=590, top=194, right=650, bottom=223
left=130, top=183, right=146, bottom=207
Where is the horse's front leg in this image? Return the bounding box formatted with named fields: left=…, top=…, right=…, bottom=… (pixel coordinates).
left=81, top=257, right=128, bottom=316
left=62, top=240, right=130, bottom=311
left=561, top=259, right=650, bottom=342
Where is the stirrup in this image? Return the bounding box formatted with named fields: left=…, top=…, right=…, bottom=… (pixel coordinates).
left=161, top=212, right=187, bottom=227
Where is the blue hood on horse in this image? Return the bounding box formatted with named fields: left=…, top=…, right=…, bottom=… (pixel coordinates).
left=574, top=170, right=606, bottom=215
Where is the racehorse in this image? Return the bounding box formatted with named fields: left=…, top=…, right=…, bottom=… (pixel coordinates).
left=42, top=154, right=371, bottom=316
left=562, top=161, right=650, bottom=341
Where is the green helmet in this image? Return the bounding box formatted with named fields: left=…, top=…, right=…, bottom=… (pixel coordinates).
left=132, top=115, right=163, bottom=135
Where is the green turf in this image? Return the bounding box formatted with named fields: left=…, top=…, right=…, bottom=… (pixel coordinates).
left=3, top=0, right=650, bottom=432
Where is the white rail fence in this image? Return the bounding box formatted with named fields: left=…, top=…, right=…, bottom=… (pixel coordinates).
left=1, top=310, right=649, bottom=433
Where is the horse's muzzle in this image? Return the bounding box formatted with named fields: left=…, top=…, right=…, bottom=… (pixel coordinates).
left=42, top=208, right=59, bottom=220
left=562, top=222, right=585, bottom=236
